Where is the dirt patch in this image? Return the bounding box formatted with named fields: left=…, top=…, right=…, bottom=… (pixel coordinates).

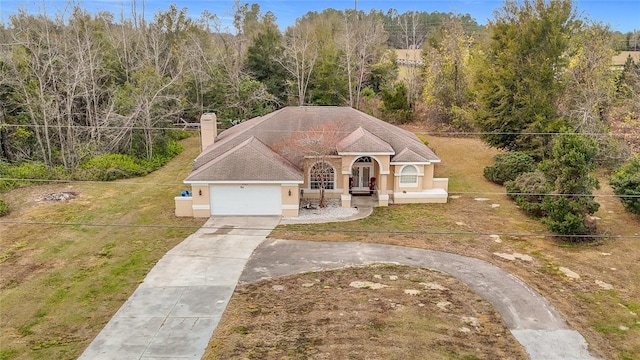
left=206, top=266, right=527, bottom=360
left=37, top=191, right=78, bottom=202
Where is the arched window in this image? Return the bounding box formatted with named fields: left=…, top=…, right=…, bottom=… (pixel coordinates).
left=310, top=162, right=335, bottom=189
left=400, top=165, right=418, bottom=186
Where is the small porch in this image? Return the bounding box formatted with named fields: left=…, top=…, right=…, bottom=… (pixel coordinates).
left=340, top=155, right=390, bottom=209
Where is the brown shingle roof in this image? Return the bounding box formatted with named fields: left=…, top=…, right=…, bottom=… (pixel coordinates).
left=392, top=147, right=438, bottom=163
left=190, top=106, right=440, bottom=181
left=186, top=136, right=302, bottom=182
left=336, top=127, right=394, bottom=154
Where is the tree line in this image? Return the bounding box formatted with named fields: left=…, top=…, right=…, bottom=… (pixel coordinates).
left=0, top=2, right=485, bottom=169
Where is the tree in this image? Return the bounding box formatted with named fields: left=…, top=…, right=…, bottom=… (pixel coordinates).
left=559, top=22, right=620, bottom=163
left=609, top=156, right=640, bottom=215
left=280, top=19, right=318, bottom=105
left=246, top=14, right=288, bottom=103
left=380, top=82, right=411, bottom=123
left=422, top=17, right=474, bottom=130
left=275, top=122, right=343, bottom=207
left=339, top=10, right=387, bottom=109
left=539, top=134, right=600, bottom=238
left=473, top=0, right=577, bottom=157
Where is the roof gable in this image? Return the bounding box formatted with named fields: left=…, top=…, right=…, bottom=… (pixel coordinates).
left=186, top=136, right=302, bottom=182
left=337, top=127, right=394, bottom=154
left=391, top=148, right=431, bottom=163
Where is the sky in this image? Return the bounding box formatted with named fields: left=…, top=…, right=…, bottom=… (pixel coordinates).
left=1, top=0, right=638, bottom=33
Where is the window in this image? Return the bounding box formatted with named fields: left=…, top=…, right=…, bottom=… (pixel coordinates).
left=400, top=165, right=418, bottom=186
left=310, top=162, right=335, bottom=190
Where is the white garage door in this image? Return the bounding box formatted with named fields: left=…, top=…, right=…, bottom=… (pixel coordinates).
left=210, top=185, right=282, bottom=215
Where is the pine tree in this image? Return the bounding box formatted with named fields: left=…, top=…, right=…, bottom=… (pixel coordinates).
left=474, top=0, right=577, bottom=158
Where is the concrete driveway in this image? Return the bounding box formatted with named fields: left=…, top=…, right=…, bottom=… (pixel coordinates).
left=79, top=216, right=280, bottom=360
left=241, top=239, right=601, bottom=360
left=80, top=213, right=600, bottom=360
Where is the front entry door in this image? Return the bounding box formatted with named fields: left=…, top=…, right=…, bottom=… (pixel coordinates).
left=352, top=163, right=373, bottom=192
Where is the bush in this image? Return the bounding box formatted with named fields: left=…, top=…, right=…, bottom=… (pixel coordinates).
left=539, top=134, right=600, bottom=239
left=0, top=198, right=9, bottom=217
left=77, top=154, right=148, bottom=181
left=484, top=152, right=536, bottom=185
left=609, top=156, right=640, bottom=215
left=0, top=161, right=57, bottom=192
left=505, top=170, right=549, bottom=218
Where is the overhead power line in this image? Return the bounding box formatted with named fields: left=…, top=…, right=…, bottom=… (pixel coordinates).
left=0, top=178, right=636, bottom=198
left=0, top=220, right=636, bottom=240
left=0, top=123, right=639, bottom=137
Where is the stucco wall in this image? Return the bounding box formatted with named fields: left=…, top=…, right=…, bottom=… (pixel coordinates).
left=281, top=184, right=300, bottom=216
left=190, top=185, right=211, bottom=217
left=174, top=197, right=193, bottom=217
left=390, top=163, right=448, bottom=204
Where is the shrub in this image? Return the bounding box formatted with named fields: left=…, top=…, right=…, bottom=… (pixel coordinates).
left=0, top=198, right=9, bottom=217
left=0, top=161, right=56, bottom=192
left=484, top=151, right=536, bottom=185
left=539, top=134, right=600, bottom=239
left=505, top=170, right=549, bottom=218
left=609, top=156, right=640, bottom=215
left=77, top=154, right=147, bottom=181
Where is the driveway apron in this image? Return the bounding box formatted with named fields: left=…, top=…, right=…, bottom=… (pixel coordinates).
left=79, top=216, right=280, bottom=360
left=241, top=239, right=601, bottom=360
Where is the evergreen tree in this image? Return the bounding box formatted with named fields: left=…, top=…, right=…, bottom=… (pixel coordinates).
left=540, top=134, right=600, bottom=238
left=473, top=0, right=577, bottom=157
left=246, top=13, right=288, bottom=104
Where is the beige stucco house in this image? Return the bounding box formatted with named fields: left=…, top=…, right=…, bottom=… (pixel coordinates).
left=175, top=106, right=448, bottom=217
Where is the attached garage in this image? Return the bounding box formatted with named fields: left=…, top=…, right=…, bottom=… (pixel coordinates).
left=210, top=184, right=282, bottom=215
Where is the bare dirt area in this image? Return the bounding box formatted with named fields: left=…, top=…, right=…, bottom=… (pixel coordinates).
left=266, top=133, right=640, bottom=360
left=206, top=265, right=527, bottom=360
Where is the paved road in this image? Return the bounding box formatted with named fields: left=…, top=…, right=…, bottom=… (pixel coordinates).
left=79, top=216, right=280, bottom=360
left=241, top=239, right=601, bottom=360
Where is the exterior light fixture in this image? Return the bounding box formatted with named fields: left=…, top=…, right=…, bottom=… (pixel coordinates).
left=288, top=189, right=292, bottom=196
left=199, top=189, right=202, bottom=196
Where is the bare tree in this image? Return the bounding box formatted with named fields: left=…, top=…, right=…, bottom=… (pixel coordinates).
left=340, top=10, right=387, bottom=109
left=280, top=20, right=318, bottom=106
left=275, top=122, right=343, bottom=207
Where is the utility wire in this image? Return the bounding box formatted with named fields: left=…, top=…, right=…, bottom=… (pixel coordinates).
left=1, top=123, right=639, bottom=137
left=1, top=179, right=637, bottom=198
left=0, top=177, right=637, bottom=198
left=0, top=220, right=635, bottom=240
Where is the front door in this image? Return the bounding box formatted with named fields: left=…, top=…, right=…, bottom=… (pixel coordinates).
left=351, top=163, right=373, bottom=192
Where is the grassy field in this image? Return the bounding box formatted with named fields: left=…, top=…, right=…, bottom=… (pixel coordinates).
left=1, top=131, right=639, bottom=360
left=0, top=136, right=206, bottom=359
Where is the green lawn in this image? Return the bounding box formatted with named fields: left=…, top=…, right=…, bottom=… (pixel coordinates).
left=0, top=136, right=206, bottom=360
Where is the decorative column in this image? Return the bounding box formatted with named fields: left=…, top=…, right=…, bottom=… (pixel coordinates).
left=341, top=173, right=351, bottom=207
left=378, top=173, right=389, bottom=206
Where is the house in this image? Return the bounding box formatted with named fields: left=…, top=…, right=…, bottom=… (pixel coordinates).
left=175, top=106, right=448, bottom=217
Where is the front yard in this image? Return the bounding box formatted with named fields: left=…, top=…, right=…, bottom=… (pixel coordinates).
left=212, top=134, right=640, bottom=360
left=0, top=133, right=638, bottom=359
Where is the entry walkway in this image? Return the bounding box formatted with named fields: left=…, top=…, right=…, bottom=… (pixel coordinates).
left=241, top=239, right=602, bottom=360
left=79, top=216, right=280, bottom=360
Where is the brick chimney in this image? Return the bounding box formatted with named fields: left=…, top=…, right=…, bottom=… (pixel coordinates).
left=200, top=113, right=217, bottom=151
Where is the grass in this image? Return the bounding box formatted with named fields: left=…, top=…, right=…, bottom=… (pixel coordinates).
left=0, top=136, right=205, bottom=359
